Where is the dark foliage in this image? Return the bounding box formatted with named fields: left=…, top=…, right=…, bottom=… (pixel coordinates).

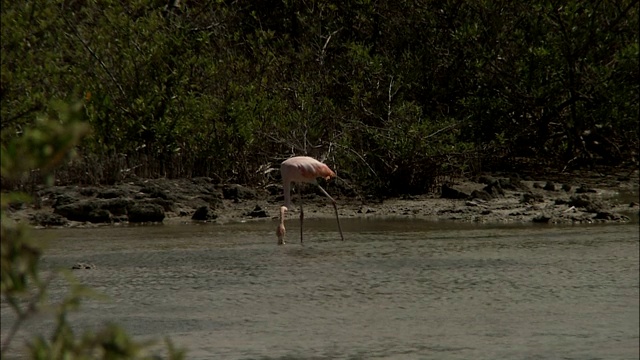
left=2, top=0, right=638, bottom=194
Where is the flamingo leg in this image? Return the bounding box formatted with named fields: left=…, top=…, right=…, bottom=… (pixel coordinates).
left=316, top=185, right=344, bottom=241
left=298, top=184, right=304, bottom=244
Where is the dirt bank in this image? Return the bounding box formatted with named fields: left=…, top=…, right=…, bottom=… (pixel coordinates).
left=4, top=169, right=639, bottom=229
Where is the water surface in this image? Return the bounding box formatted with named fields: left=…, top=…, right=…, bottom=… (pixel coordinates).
left=2, top=220, right=638, bottom=359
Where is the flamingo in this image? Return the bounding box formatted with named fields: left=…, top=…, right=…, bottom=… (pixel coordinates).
left=276, top=205, right=287, bottom=245
left=276, top=156, right=344, bottom=244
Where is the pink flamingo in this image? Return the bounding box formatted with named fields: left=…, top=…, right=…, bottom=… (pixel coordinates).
left=276, top=205, right=287, bottom=244
left=276, top=156, right=344, bottom=244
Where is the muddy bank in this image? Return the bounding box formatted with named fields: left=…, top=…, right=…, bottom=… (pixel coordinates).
left=4, top=169, right=639, bottom=228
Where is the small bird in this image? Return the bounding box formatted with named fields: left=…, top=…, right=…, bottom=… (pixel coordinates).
left=278, top=156, right=344, bottom=244
left=276, top=206, right=287, bottom=245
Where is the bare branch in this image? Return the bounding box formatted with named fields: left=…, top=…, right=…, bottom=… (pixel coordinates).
left=62, top=18, right=126, bottom=97
left=424, top=122, right=459, bottom=140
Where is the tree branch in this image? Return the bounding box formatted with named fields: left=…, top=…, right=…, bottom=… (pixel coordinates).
left=62, top=17, right=126, bottom=97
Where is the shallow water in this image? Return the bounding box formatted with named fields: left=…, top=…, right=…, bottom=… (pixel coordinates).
left=2, top=220, right=639, bottom=359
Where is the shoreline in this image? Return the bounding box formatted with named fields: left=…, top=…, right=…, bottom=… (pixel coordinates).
left=4, top=169, right=639, bottom=229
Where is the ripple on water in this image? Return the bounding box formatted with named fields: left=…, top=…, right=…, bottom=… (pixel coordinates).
left=2, top=222, right=638, bottom=359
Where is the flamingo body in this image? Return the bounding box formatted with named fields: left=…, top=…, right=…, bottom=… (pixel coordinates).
left=281, top=156, right=335, bottom=208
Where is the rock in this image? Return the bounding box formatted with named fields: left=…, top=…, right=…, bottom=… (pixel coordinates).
left=145, top=198, right=176, bottom=212
left=29, top=212, right=68, bottom=227
left=561, top=184, right=572, bottom=192
left=192, top=182, right=221, bottom=197
left=72, top=262, right=95, bottom=270
left=151, top=189, right=173, bottom=200
left=594, top=211, right=629, bottom=221
left=191, top=177, right=215, bottom=186
left=554, top=198, right=569, bottom=205
left=54, top=200, right=106, bottom=222
left=358, top=206, right=376, bottom=213
left=533, top=214, right=552, bottom=223
left=498, top=177, right=528, bottom=191
left=140, top=186, right=173, bottom=200
left=584, top=202, right=606, bottom=213
left=483, top=182, right=505, bottom=198
left=470, top=190, right=493, bottom=201
left=97, top=188, right=127, bottom=199
left=568, top=213, right=594, bottom=223
left=191, top=206, right=218, bottom=221
left=100, top=198, right=134, bottom=216
left=7, top=201, right=25, bottom=210
left=438, top=208, right=467, bottom=215
left=79, top=187, right=98, bottom=196
left=575, top=185, right=597, bottom=194
left=629, top=202, right=639, bottom=208
left=400, top=194, right=418, bottom=200
left=128, top=203, right=165, bottom=223
left=53, top=194, right=78, bottom=208
left=246, top=205, right=268, bottom=218
left=222, top=184, right=257, bottom=200
left=522, top=192, right=544, bottom=204
left=543, top=181, right=556, bottom=191
left=477, top=175, right=495, bottom=185
left=87, top=209, right=112, bottom=223
left=53, top=197, right=142, bottom=223
left=441, top=183, right=470, bottom=199
left=198, top=195, right=222, bottom=208
left=568, top=194, right=605, bottom=213
left=533, top=182, right=543, bottom=189
left=139, top=186, right=158, bottom=194
left=568, top=194, right=593, bottom=208
left=112, top=215, right=128, bottom=223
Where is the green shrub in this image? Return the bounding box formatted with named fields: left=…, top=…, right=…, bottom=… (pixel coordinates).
left=2, top=1, right=637, bottom=193
left=1, top=101, right=184, bottom=359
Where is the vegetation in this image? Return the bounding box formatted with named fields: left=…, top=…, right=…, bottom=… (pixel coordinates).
left=1, top=102, right=184, bottom=359
left=2, top=0, right=638, bottom=194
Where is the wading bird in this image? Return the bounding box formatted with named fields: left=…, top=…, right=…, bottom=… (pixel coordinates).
left=277, top=156, right=344, bottom=244
left=276, top=206, right=287, bottom=245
